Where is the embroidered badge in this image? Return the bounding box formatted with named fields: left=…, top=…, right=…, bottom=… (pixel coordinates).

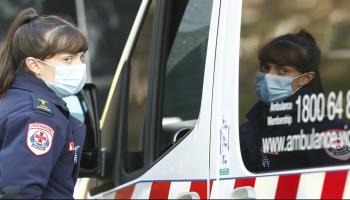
left=68, top=141, right=75, bottom=152
left=26, top=123, right=54, bottom=156
left=32, top=95, right=53, bottom=117
left=325, top=138, right=350, bottom=161
left=324, top=129, right=350, bottom=161
left=326, top=145, right=350, bottom=161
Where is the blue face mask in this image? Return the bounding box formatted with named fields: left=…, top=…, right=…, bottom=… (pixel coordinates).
left=36, top=59, right=87, bottom=98
left=255, top=72, right=303, bottom=104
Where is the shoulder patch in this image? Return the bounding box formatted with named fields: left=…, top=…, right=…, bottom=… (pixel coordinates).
left=26, top=123, right=55, bottom=156
left=324, top=129, right=350, bottom=161
left=32, top=95, right=53, bottom=117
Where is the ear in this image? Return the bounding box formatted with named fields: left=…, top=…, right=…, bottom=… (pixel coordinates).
left=298, top=72, right=315, bottom=87
left=25, top=57, right=41, bottom=75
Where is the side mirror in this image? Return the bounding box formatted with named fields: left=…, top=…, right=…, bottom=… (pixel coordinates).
left=63, top=83, right=102, bottom=177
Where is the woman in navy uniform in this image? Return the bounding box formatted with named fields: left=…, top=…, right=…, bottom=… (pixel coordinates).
left=0, top=8, right=87, bottom=198
left=240, top=30, right=350, bottom=172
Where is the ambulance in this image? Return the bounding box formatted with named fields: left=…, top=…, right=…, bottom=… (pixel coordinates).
left=70, top=0, right=350, bottom=198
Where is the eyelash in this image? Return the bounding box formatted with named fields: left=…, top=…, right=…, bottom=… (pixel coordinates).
left=61, top=54, right=85, bottom=63
left=279, top=68, right=289, bottom=73
left=63, top=57, right=72, bottom=62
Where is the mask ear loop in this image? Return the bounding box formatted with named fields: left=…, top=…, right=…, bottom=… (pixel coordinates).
left=291, top=72, right=313, bottom=94
left=34, top=59, right=55, bottom=85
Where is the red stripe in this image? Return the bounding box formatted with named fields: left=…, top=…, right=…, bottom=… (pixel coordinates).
left=149, top=182, right=171, bottom=199
left=275, top=174, right=300, bottom=199
left=115, top=184, right=135, bottom=199
left=321, top=171, right=348, bottom=199
left=208, top=180, right=214, bottom=198
left=190, top=181, right=208, bottom=199
left=234, top=177, right=256, bottom=188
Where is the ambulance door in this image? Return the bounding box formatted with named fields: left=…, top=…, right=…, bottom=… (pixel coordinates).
left=211, top=0, right=350, bottom=199
left=89, top=0, right=218, bottom=198
left=208, top=0, right=244, bottom=198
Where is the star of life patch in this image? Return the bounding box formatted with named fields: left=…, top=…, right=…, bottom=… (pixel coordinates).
left=324, top=129, right=350, bottom=161
left=26, top=123, right=55, bottom=156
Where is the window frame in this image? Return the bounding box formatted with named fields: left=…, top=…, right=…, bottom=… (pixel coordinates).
left=114, top=0, right=213, bottom=185
left=114, top=0, right=155, bottom=183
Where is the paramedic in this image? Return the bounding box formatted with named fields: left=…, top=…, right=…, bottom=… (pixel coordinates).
left=0, top=8, right=87, bottom=198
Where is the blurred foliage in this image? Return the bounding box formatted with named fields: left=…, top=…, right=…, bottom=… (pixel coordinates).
left=239, top=0, right=350, bottom=123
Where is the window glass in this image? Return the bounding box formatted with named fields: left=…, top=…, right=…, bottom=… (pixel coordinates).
left=84, top=0, right=141, bottom=116
left=159, top=0, right=212, bottom=155
left=239, top=0, right=350, bottom=172
left=125, top=1, right=156, bottom=173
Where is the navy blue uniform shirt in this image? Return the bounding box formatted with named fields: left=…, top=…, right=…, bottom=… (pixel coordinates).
left=240, top=84, right=350, bottom=172
left=0, top=72, right=86, bottom=199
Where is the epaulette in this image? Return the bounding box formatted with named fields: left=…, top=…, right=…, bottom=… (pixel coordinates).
left=32, top=95, right=53, bottom=117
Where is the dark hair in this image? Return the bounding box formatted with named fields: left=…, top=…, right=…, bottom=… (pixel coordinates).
left=258, top=30, right=323, bottom=93
left=0, top=7, right=88, bottom=98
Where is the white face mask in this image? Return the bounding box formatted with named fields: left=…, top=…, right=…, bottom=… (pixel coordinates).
left=36, top=59, right=87, bottom=98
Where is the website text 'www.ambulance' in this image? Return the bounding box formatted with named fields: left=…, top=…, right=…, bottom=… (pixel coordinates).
left=262, top=128, right=350, bottom=153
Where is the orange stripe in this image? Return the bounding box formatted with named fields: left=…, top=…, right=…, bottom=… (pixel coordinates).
left=321, top=171, right=348, bottom=199
left=275, top=174, right=300, bottom=199
left=234, top=177, right=256, bottom=188
left=149, top=182, right=171, bottom=199
left=115, top=184, right=135, bottom=199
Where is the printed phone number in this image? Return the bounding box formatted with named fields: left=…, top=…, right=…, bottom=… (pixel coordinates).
left=296, top=90, right=350, bottom=123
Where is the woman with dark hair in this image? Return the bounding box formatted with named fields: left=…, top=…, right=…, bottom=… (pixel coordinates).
left=240, top=30, right=349, bottom=172
left=0, top=8, right=87, bottom=198
left=257, top=30, right=323, bottom=100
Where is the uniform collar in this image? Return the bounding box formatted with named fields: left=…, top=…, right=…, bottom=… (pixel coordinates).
left=11, top=72, right=68, bottom=110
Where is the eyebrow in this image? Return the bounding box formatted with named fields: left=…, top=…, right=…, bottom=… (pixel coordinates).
left=276, top=65, right=294, bottom=69
left=59, top=52, right=87, bottom=57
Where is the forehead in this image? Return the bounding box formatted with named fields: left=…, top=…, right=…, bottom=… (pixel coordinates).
left=265, top=62, right=296, bottom=69
left=52, top=52, right=85, bottom=57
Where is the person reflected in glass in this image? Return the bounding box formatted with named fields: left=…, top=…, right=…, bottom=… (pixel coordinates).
left=240, top=30, right=350, bottom=172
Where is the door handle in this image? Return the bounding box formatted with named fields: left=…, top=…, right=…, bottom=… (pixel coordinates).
left=232, top=186, right=256, bottom=199
left=176, top=192, right=200, bottom=199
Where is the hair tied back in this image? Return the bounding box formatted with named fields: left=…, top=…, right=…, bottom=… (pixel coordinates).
left=296, top=29, right=316, bottom=44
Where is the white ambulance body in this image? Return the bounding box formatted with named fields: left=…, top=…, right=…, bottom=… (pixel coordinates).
left=74, top=0, right=350, bottom=198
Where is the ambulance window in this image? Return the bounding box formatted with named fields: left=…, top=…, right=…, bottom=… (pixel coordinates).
left=239, top=0, right=350, bottom=172
left=125, top=1, right=155, bottom=173
left=157, top=0, right=212, bottom=156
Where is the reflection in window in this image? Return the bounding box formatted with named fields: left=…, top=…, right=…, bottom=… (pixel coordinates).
left=239, top=0, right=350, bottom=172
left=125, top=1, right=156, bottom=173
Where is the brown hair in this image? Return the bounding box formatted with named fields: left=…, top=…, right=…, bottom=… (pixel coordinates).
left=0, top=7, right=88, bottom=98
left=258, top=30, right=323, bottom=93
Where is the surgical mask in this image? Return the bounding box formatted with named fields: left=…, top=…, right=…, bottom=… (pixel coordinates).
left=36, top=59, right=87, bottom=98
left=255, top=72, right=304, bottom=104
